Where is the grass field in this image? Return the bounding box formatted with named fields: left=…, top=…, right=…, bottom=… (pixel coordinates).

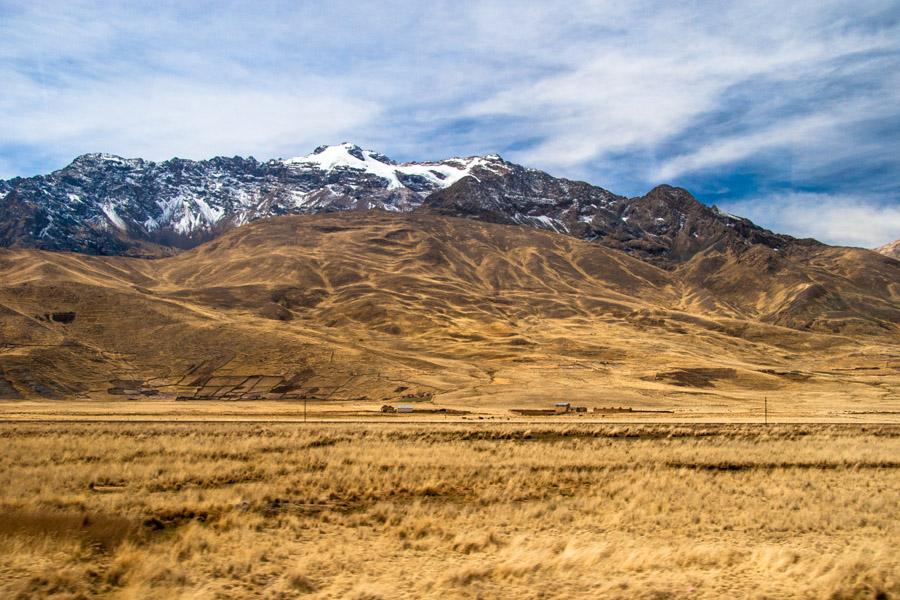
left=1, top=421, right=897, bottom=599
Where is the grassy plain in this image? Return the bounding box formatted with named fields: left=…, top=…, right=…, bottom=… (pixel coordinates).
left=1, top=420, right=897, bottom=599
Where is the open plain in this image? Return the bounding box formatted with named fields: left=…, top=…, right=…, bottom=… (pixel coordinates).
left=1, top=421, right=898, bottom=599
left=1, top=213, right=898, bottom=598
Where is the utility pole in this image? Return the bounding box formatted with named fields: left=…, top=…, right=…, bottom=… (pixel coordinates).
left=304, top=396, right=308, bottom=423
left=764, top=396, right=767, bottom=426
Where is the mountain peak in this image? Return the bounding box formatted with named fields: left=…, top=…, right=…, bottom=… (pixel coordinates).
left=307, top=142, right=383, bottom=163
left=642, top=184, right=701, bottom=205
left=285, top=143, right=396, bottom=171
left=282, top=144, right=503, bottom=191
left=70, top=153, right=140, bottom=167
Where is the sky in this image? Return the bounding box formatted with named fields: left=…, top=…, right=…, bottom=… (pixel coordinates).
left=1, top=1, right=899, bottom=247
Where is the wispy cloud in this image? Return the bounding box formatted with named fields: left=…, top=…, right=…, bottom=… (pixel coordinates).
left=3, top=72, right=378, bottom=162
left=721, top=193, right=900, bottom=248
left=1, top=1, right=898, bottom=244
left=654, top=110, right=852, bottom=182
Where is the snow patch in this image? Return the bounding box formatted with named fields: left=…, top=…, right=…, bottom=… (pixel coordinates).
left=713, top=205, right=740, bottom=220
left=175, top=210, right=201, bottom=235
left=284, top=143, right=405, bottom=189
left=283, top=143, right=505, bottom=191
left=101, top=203, right=127, bottom=231
left=193, top=197, right=225, bottom=224
left=38, top=216, right=54, bottom=238
left=530, top=215, right=568, bottom=234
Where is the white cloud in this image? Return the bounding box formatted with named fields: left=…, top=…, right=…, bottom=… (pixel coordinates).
left=654, top=112, right=843, bottom=181
left=720, top=193, right=900, bottom=248
left=3, top=74, right=379, bottom=162
left=0, top=0, right=899, bottom=223
left=0, top=158, right=14, bottom=181
left=461, top=1, right=900, bottom=177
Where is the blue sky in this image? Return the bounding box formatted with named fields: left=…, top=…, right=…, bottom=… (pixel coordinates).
left=2, top=0, right=899, bottom=247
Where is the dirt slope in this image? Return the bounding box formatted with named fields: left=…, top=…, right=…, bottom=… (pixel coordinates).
left=0, top=211, right=897, bottom=415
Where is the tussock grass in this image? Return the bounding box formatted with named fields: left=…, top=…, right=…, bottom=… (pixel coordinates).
left=0, top=423, right=897, bottom=598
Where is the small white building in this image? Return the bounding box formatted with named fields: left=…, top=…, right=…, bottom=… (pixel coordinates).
left=397, top=405, right=414, bottom=413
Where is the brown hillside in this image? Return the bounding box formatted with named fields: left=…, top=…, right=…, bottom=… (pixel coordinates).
left=874, top=239, right=900, bottom=260
left=0, top=211, right=897, bottom=415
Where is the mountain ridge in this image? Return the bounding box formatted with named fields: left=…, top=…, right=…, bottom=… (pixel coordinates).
left=0, top=143, right=823, bottom=266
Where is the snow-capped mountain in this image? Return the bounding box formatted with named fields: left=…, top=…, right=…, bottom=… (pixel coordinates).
left=0, top=142, right=807, bottom=264
left=0, top=143, right=510, bottom=255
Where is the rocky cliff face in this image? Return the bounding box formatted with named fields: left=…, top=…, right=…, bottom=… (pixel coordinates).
left=422, top=165, right=810, bottom=266
left=0, top=142, right=815, bottom=264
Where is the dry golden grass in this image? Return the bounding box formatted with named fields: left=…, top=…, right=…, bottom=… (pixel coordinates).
left=1, top=422, right=897, bottom=598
